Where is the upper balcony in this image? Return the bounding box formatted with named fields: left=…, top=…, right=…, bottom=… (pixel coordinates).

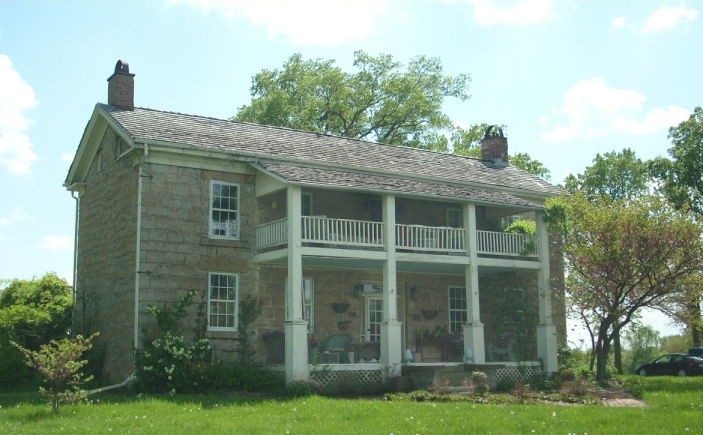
left=255, top=216, right=538, bottom=259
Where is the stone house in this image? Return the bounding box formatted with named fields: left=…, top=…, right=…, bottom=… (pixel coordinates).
left=65, top=60, right=564, bottom=386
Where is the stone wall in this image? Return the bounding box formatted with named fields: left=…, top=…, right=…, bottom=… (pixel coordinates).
left=75, top=129, right=138, bottom=383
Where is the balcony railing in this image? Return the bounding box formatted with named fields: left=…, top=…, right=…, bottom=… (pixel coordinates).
left=256, top=217, right=537, bottom=258
left=302, top=216, right=384, bottom=248
left=476, top=230, right=537, bottom=257
left=396, top=224, right=465, bottom=253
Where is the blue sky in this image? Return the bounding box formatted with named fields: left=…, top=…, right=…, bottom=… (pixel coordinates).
left=1, top=0, right=701, bottom=343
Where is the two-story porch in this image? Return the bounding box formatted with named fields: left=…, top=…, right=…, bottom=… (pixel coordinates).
left=251, top=163, right=559, bottom=385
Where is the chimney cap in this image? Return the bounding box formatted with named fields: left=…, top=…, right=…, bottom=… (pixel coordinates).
left=107, top=59, right=135, bottom=81
left=483, top=125, right=505, bottom=140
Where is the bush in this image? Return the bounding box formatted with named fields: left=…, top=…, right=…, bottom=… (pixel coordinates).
left=495, top=378, right=515, bottom=392
left=11, top=333, right=98, bottom=412
left=202, top=363, right=285, bottom=392
left=528, top=372, right=562, bottom=391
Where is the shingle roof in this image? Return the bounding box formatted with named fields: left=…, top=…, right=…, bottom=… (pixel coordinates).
left=256, top=162, right=543, bottom=209
left=100, top=104, right=561, bottom=200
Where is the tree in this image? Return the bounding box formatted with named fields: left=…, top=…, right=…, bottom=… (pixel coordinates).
left=0, top=273, right=73, bottom=387
left=624, top=324, right=660, bottom=374
left=650, top=107, right=703, bottom=344
left=236, top=50, right=470, bottom=150
left=553, top=193, right=703, bottom=380
left=563, top=148, right=654, bottom=373
left=564, top=148, right=651, bottom=201
left=652, top=107, right=703, bottom=215
left=12, top=332, right=98, bottom=412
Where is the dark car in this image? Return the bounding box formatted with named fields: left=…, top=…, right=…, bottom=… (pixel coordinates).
left=635, top=353, right=703, bottom=377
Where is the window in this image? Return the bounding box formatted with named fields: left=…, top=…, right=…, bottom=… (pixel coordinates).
left=208, top=272, right=238, bottom=330
left=113, top=132, right=125, bottom=159
left=366, top=296, right=383, bottom=342
left=285, top=277, right=315, bottom=332
left=210, top=181, right=239, bottom=239
left=448, top=286, right=467, bottom=334
left=95, top=148, right=104, bottom=172
left=447, top=207, right=462, bottom=228
left=302, top=192, right=313, bottom=216
left=303, top=278, right=314, bottom=332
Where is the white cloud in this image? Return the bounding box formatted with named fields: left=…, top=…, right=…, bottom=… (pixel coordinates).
left=0, top=55, right=38, bottom=174
left=168, top=0, right=389, bottom=45
left=611, top=16, right=626, bottom=28
left=0, top=207, right=27, bottom=241
left=541, top=77, right=689, bottom=143
left=61, top=152, right=75, bottom=162
left=39, top=235, right=73, bottom=252
left=643, top=5, right=698, bottom=33
left=460, top=0, right=554, bottom=25
left=0, top=207, right=26, bottom=227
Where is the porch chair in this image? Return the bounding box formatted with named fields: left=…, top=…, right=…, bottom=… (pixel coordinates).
left=321, top=334, right=353, bottom=363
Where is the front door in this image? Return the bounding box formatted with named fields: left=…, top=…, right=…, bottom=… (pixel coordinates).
left=366, top=296, right=383, bottom=342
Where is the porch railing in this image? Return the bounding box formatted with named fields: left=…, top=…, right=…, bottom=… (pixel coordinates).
left=256, top=217, right=538, bottom=258
left=395, top=224, right=465, bottom=253
left=301, top=216, right=384, bottom=248
left=256, top=218, right=288, bottom=250
left=476, top=230, right=537, bottom=257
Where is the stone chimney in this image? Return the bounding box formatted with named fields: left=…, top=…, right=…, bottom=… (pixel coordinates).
left=107, top=60, right=135, bottom=110
left=480, top=125, right=508, bottom=166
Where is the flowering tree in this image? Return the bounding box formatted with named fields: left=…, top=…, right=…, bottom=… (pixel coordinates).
left=556, top=193, right=703, bottom=380
left=12, top=332, right=98, bottom=412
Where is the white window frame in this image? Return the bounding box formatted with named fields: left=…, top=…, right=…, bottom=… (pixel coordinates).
left=207, top=272, right=239, bottom=331
left=209, top=180, right=240, bottom=240
left=448, top=286, right=467, bottom=334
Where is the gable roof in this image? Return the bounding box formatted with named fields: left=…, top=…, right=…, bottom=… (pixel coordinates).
left=68, top=103, right=561, bottom=206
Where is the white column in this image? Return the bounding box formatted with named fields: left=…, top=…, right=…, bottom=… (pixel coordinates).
left=536, top=210, right=557, bottom=373
left=285, top=185, right=309, bottom=383
left=463, top=204, right=485, bottom=363
left=381, top=194, right=402, bottom=377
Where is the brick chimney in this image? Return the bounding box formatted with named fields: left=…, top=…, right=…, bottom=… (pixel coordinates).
left=480, top=125, right=508, bottom=166
left=107, top=60, right=135, bottom=110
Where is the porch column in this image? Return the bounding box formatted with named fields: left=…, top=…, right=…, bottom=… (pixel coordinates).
left=285, top=185, right=309, bottom=383
left=381, top=194, right=402, bottom=377
left=463, top=204, right=485, bottom=363
left=536, top=210, right=557, bottom=373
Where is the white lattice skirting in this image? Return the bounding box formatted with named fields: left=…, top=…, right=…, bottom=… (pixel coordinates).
left=495, top=363, right=542, bottom=383
left=310, top=368, right=384, bottom=388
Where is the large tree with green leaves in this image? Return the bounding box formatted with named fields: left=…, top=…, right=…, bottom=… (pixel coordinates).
left=552, top=193, right=703, bottom=380
left=0, top=273, right=73, bottom=387
left=235, top=50, right=470, bottom=150
left=564, top=148, right=651, bottom=201
left=650, top=107, right=703, bottom=345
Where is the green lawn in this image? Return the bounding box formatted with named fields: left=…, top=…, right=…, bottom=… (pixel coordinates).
left=1, top=377, right=702, bottom=434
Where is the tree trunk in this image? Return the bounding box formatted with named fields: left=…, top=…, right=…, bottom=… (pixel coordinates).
left=614, top=329, right=622, bottom=374
left=688, top=296, right=702, bottom=346
left=595, top=325, right=611, bottom=381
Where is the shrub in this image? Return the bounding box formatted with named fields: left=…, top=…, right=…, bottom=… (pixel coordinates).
left=528, top=372, right=562, bottom=391
left=286, top=380, right=317, bottom=397
left=471, top=371, right=489, bottom=394
left=136, top=291, right=211, bottom=394
left=495, top=378, right=515, bottom=392
left=11, top=332, right=98, bottom=412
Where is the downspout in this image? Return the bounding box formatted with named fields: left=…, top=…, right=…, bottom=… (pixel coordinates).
left=71, top=191, right=80, bottom=335
left=134, top=143, right=147, bottom=361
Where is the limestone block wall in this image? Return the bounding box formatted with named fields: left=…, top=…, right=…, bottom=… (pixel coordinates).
left=137, top=162, right=259, bottom=363
left=75, top=130, right=138, bottom=383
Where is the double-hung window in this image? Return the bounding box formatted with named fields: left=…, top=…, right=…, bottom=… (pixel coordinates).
left=208, top=272, right=238, bottom=331
left=448, top=286, right=467, bottom=334
left=210, top=181, right=239, bottom=239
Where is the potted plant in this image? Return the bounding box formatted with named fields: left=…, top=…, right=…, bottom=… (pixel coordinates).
left=337, top=315, right=351, bottom=330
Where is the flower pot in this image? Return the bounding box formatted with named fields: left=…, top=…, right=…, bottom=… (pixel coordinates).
left=337, top=320, right=351, bottom=331
left=421, top=309, right=438, bottom=320
left=332, top=302, right=350, bottom=314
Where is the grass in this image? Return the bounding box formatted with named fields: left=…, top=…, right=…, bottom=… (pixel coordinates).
left=1, top=376, right=702, bottom=434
